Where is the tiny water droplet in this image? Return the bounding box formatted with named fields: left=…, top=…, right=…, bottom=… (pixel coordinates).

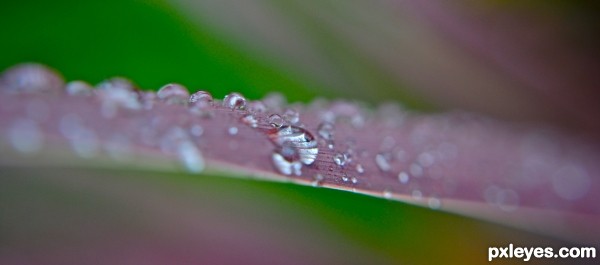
left=398, top=171, right=410, bottom=184
left=409, top=163, right=423, bottom=177
left=333, top=152, right=348, bottom=167
left=95, top=78, right=141, bottom=118
left=375, top=153, right=392, bottom=172
left=411, top=189, right=423, bottom=200
left=228, top=126, right=238, bottom=135
left=97, top=77, right=137, bottom=92
left=157, top=83, right=190, bottom=106
left=383, top=189, right=393, bottom=199
left=241, top=114, right=258, bottom=128
left=268, top=114, right=284, bottom=128
left=317, top=122, right=334, bottom=140
left=417, top=152, right=435, bottom=167
left=341, top=174, right=349, bottom=182
left=247, top=101, right=267, bottom=113
left=263, top=92, right=286, bottom=110
left=190, top=124, right=204, bottom=137
left=311, top=174, right=324, bottom=187
left=65, top=80, right=93, bottom=96
left=350, top=176, right=358, bottom=184
left=283, top=108, right=300, bottom=125
left=223, top=92, right=246, bottom=110
left=8, top=118, right=43, bottom=154
left=428, top=196, right=441, bottom=210
left=355, top=163, right=364, bottom=174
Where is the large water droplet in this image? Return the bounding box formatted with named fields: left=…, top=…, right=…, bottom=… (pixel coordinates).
left=241, top=114, right=258, bottom=128
left=268, top=125, right=318, bottom=165
left=228, top=126, right=238, bottom=136
left=157, top=83, right=190, bottom=106
left=223, top=92, right=246, bottom=110
left=0, top=63, right=64, bottom=94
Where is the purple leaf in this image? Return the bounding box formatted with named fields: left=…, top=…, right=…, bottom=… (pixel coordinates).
left=1, top=63, right=599, bottom=245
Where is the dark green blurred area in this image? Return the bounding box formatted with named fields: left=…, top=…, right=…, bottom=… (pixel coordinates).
left=0, top=0, right=323, bottom=101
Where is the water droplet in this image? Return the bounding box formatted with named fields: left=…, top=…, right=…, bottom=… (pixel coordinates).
left=552, top=165, right=590, bottom=201
left=311, top=174, right=324, bottom=187
left=272, top=149, right=302, bottom=176
left=96, top=78, right=141, bottom=118
left=268, top=125, right=318, bottom=165
left=317, top=122, right=334, bottom=140
left=350, top=176, right=358, bottom=184
left=283, top=108, right=300, bottom=125
left=333, top=152, right=349, bottom=167
left=59, top=114, right=98, bottom=158
left=65, top=80, right=93, bottom=96
left=159, top=127, right=205, bottom=172
left=228, top=126, right=238, bottom=135
left=341, top=174, right=349, bottom=182
left=268, top=114, right=284, bottom=128
left=97, top=77, right=137, bottom=92
left=383, top=189, right=393, bottom=199
left=223, top=92, right=246, bottom=110
left=157, top=83, right=189, bottom=106
left=375, top=153, right=392, bottom=172
left=484, top=185, right=519, bottom=211
left=247, top=101, right=267, bottom=113
left=355, top=163, right=364, bottom=174
left=262, top=92, right=286, bottom=110
left=190, top=124, right=204, bottom=137
left=409, top=163, right=423, bottom=177
left=189, top=90, right=213, bottom=106
left=177, top=141, right=205, bottom=173
left=327, top=143, right=334, bottom=149
left=417, top=152, right=435, bottom=167
left=241, top=114, right=258, bottom=128
left=428, top=196, right=441, bottom=209
left=398, top=171, right=409, bottom=184
left=411, top=189, right=423, bottom=200
left=351, top=115, right=365, bottom=129
left=0, top=63, right=64, bottom=94
left=7, top=118, right=43, bottom=154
